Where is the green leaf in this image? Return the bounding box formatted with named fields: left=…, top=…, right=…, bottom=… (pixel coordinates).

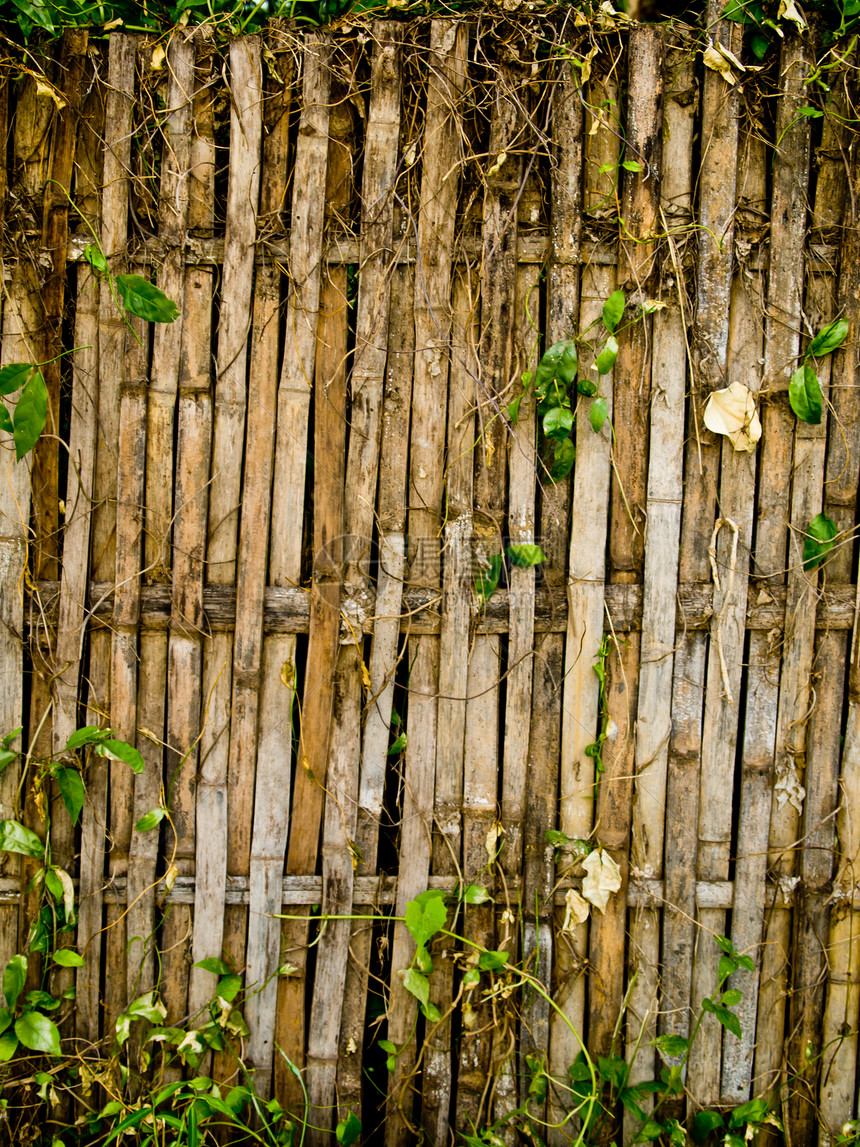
left=15, top=1011, right=62, bottom=1056
left=387, top=732, right=407, bottom=756
left=712, top=1002, right=742, bottom=1039
left=462, top=883, right=491, bottom=905
left=404, top=892, right=447, bottom=950
left=475, top=553, right=504, bottom=604
left=216, top=974, right=242, bottom=1002
left=736, top=953, right=755, bottom=972
left=577, top=377, right=598, bottom=397
left=44, top=868, right=63, bottom=901
left=652, top=1033, right=689, bottom=1057
left=0, top=1031, right=18, bottom=1061
left=719, top=953, right=738, bottom=983
left=0, top=820, right=44, bottom=858
left=477, top=950, right=508, bottom=972
left=602, top=290, right=625, bottom=331
left=590, top=397, right=609, bottom=434
left=0, top=363, right=33, bottom=397
left=115, top=275, right=179, bottom=324
left=808, top=318, right=849, bottom=359
left=622, top=159, right=644, bottom=171
left=378, top=1039, right=396, bottom=1054
left=13, top=371, right=47, bottom=461
left=193, top=957, right=231, bottom=976
left=507, top=543, right=546, bottom=568
left=692, top=1110, right=725, bottom=1143
left=543, top=404, right=574, bottom=439
left=638, top=1120, right=665, bottom=1142
left=0, top=407, right=11, bottom=435
left=507, top=392, right=524, bottom=424
left=399, top=967, right=429, bottom=1009
left=1, top=728, right=21, bottom=750
left=415, top=945, right=433, bottom=974
left=52, top=948, right=84, bottom=968
left=336, top=1110, right=362, bottom=1146
left=83, top=244, right=108, bottom=274
left=97, top=738, right=145, bottom=773
left=135, top=807, right=167, bottom=832
left=0, top=749, right=16, bottom=773
left=0, top=1007, right=11, bottom=1036
left=550, top=438, right=575, bottom=482
left=56, top=767, right=85, bottom=825
left=728, top=1097, right=770, bottom=1128
left=803, top=512, right=838, bottom=571
left=721, top=988, right=743, bottom=1006
left=714, top=934, right=734, bottom=955
left=598, top=1054, right=627, bottom=1089
left=66, top=726, right=108, bottom=750
left=595, top=336, right=618, bottom=375
left=4, top=954, right=26, bottom=1009
left=789, top=363, right=822, bottom=424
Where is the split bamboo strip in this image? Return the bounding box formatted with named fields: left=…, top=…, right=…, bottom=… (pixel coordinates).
left=189, top=37, right=262, bottom=1022
left=548, top=57, right=618, bottom=1139
left=752, top=33, right=814, bottom=1101
left=788, top=99, right=856, bottom=1137
left=456, top=59, right=522, bottom=1136
left=521, top=60, right=582, bottom=1114
left=712, top=117, right=769, bottom=1103
left=817, top=108, right=860, bottom=1144
left=384, top=22, right=466, bottom=1147
left=238, top=34, right=294, bottom=1095
left=612, top=32, right=664, bottom=1122
left=268, top=34, right=331, bottom=1110
left=653, top=50, right=697, bottom=1069
left=679, top=0, right=741, bottom=1105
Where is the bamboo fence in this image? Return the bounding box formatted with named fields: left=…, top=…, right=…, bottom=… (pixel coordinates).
left=1, top=14, right=860, bottom=1144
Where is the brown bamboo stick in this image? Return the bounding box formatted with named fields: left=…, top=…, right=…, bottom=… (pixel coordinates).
left=676, top=1, right=741, bottom=1106
left=522, top=58, right=582, bottom=1107
left=748, top=33, right=814, bottom=1104
left=306, top=24, right=402, bottom=1135
left=236, top=33, right=294, bottom=1096
left=187, top=37, right=262, bottom=1024
left=384, top=23, right=466, bottom=1147
left=549, top=59, right=618, bottom=1135
left=267, top=33, right=331, bottom=1111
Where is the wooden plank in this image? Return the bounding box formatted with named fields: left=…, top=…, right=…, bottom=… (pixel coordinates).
left=384, top=23, right=466, bottom=1147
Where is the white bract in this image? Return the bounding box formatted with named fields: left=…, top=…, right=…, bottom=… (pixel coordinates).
left=582, top=848, right=622, bottom=915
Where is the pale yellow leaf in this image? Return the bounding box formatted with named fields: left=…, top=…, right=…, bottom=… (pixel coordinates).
left=702, top=382, right=761, bottom=452
left=582, top=848, right=622, bottom=915
left=35, top=79, right=66, bottom=110
left=778, top=0, right=807, bottom=30
left=562, top=888, right=590, bottom=932
left=150, top=44, right=166, bottom=72
left=702, top=44, right=736, bottom=85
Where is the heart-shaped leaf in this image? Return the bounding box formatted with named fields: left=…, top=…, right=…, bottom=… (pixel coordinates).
left=13, top=371, right=47, bottom=460
left=807, top=318, right=849, bottom=359
left=802, top=512, right=838, bottom=571
left=15, top=1011, right=62, bottom=1057
left=115, top=275, right=179, bottom=324
left=789, top=363, right=822, bottom=424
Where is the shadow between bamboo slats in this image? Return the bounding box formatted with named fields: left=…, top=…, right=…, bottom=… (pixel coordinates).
left=267, top=32, right=331, bottom=1111
left=675, top=0, right=740, bottom=1110
left=187, top=38, right=262, bottom=1041
left=304, top=22, right=403, bottom=1137
left=234, top=28, right=294, bottom=1098
left=547, top=57, right=617, bottom=1143
left=383, top=21, right=466, bottom=1147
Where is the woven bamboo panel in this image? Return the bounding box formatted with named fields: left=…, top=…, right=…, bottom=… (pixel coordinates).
left=2, top=18, right=859, bottom=1145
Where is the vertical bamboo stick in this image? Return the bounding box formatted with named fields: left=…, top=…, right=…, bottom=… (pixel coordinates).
left=307, top=24, right=402, bottom=1136
left=384, top=23, right=466, bottom=1147
left=788, top=100, right=855, bottom=1136
left=236, top=35, right=293, bottom=1096
left=188, top=37, right=262, bottom=1021
left=748, top=33, right=813, bottom=1104
left=268, top=33, right=331, bottom=1111
left=126, top=36, right=194, bottom=1021
left=549, top=60, right=617, bottom=1133
left=522, top=59, right=582, bottom=1107
left=817, top=115, right=860, bottom=1144
left=677, top=1, right=741, bottom=1105
left=338, top=264, right=415, bottom=1118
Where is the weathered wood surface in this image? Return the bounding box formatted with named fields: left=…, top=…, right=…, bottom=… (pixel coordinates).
left=1, top=23, right=858, bottom=1146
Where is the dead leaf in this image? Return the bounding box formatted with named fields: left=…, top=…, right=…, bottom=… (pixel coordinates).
left=778, top=0, right=807, bottom=30
left=702, top=44, right=738, bottom=85
left=485, top=821, right=504, bottom=860
left=703, top=382, right=762, bottom=452
left=487, top=151, right=507, bottom=178
left=582, top=849, right=622, bottom=915
left=150, top=44, right=166, bottom=72
left=35, top=79, right=67, bottom=110
left=562, top=888, right=590, bottom=932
